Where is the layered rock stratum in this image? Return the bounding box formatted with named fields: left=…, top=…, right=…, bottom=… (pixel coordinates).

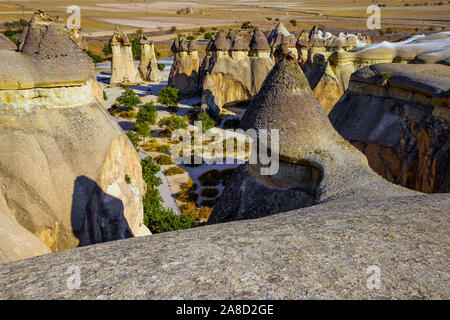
left=304, top=31, right=450, bottom=113
left=0, top=11, right=147, bottom=264
left=330, top=63, right=449, bottom=193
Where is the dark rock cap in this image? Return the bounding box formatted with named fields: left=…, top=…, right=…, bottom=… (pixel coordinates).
left=111, top=26, right=131, bottom=46
left=296, top=30, right=309, bottom=49
left=212, top=32, right=231, bottom=51
left=139, top=34, right=152, bottom=45
left=249, top=29, right=270, bottom=51
left=187, top=40, right=199, bottom=52
left=231, top=35, right=249, bottom=51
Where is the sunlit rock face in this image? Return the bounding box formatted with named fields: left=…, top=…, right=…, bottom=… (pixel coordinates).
left=200, top=30, right=274, bottom=115
left=0, top=11, right=146, bottom=264
left=138, top=34, right=162, bottom=82
left=303, top=31, right=450, bottom=113
left=330, top=63, right=450, bottom=193
left=110, top=26, right=142, bottom=85
left=168, top=38, right=200, bottom=97
left=210, top=58, right=416, bottom=224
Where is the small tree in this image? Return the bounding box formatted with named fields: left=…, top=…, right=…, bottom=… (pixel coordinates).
left=289, top=19, right=297, bottom=27
left=157, top=87, right=180, bottom=107
left=131, top=37, right=141, bottom=60
left=134, top=121, right=151, bottom=140
left=136, top=28, right=144, bottom=34
left=103, top=42, right=112, bottom=55
left=196, top=111, right=217, bottom=133
left=136, top=101, right=157, bottom=125
left=116, top=87, right=142, bottom=110
left=199, top=26, right=206, bottom=33
left=158, top=115, right=188, bottom=132
left=204, top=32, right=213, bottom=40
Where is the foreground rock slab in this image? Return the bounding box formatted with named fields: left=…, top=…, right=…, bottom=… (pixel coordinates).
left=0, top=193, right=448, bottom=299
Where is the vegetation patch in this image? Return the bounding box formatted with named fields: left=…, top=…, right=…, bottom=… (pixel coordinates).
left=165, top=166, right=186, bottom=176
left=154, top=154, right=173, bottom=165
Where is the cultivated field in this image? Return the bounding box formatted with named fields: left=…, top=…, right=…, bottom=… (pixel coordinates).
left=0, top=0, right=448, bottom=36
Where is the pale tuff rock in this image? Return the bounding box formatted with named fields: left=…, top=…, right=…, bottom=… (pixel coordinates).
left=0, top=34, right=16, bottom=51
left=304, top=31, right=449, bottom=113
left=210, top=59, right=417, bottom=223
left=200, top=30, right=274, bottom=114
left=0, top=11, right=146, bottom=264
left=110, top=26, right=142, bottom=85
left=68, top=28, right=87, bottom=50
left=330, top=63, right=450, bottom=193
left=168, top=38, right=200, bottom=97
left=138, top=34, right=162, bottom=82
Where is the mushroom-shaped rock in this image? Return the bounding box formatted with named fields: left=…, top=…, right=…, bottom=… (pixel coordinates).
left=210, top=59, right=416, bottom=223
left=187, top=40, right=199, bottom=52
left=212, top=32, right=231, bottom=51
left=249, top=29, right=270, bottom=51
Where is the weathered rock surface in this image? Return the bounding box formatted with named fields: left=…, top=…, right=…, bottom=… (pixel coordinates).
left=201, top=30, right=274, bottom=114
left=168, top=38, right=200, bottom=97
left=0, top=12, right=146, bottom=264
left=0, top=192, right=448, bottom=299
left=0, top=34, right=16, bottom=51
left=330, top=63, right=450, bottom=193
left=138, top=34, right=162, bottom=82
left=210, top=59, right=418, bottom=224
left=304, top=31, right=450, bottom=113
left=110, top=26, right=142, bottom=85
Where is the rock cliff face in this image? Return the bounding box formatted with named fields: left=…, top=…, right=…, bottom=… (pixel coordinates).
left=110, top=26, right=142, bottom=85
left=168, top=38, right=200, bottom=97
left=0, top=12, right=146, bottom=264
left=210, top=58, right=417, bottom=224
left=138, top=34, right=162, bottom=82
left=330, top=63, right=449, bottom=193
left=304, top=31, right=450, bottom=113
left=201, top=30, right=274, bottom=114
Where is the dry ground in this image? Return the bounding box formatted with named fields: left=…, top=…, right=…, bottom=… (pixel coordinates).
left=0, top=0, right=448, bottom=36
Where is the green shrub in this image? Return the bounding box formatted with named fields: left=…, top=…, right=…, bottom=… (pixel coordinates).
left=266, top=17, right=272, bottom=21
left=103, top=42, right=112, bottom=55
left=386, top=28, right=394, bottom=34
left=136, top=101, right=157, bottom=125
left=158, top=115, right=188, bottom=132
left=158, top=144, right=171, bottom=152
left=155, top=154, right=173, bottom=165
left=196, top=111, right=217, bottom=132
left=126, top=131, right=141, bottom=151
left=170, top=26, right=177, bottom=33
left=85, top=50, right=103, bottom=63
left=241, top=21, right=254, bottom=29
left=136, top=28, right=143, bottom=34
left=199, top=169, right=221, bottom=186
left=204, top=32, right=213, bottom=40
left=201, top=187, right=219, bottom=198
left=143, top=190, right=195, bottom=233
left=165, top=166, right=186, bottom=176
left=125, top=174, right=131, bottom=184
left=199, top=26, right=206, bottom=33
left=103, top=90, right=108, bottom=101
left=157, top=63, right=166, bottom=71
left=116, top=87, right=142, bottom=110
left=157, top=87, right=180, bottom=107
left=186, top=35, right=195, bottom=40
left=289, top=19, right=297, bottom=27
left=141, top=157, right=162, bottom=188
left=131, top=36, right=141, bottom=60
left=134, top=121, right=151, bottom=138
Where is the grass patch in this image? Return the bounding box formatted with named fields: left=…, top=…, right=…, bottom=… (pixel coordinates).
left=165, top=166, right=186, bottom=176
left=154, top=154, right=173, bottom=165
